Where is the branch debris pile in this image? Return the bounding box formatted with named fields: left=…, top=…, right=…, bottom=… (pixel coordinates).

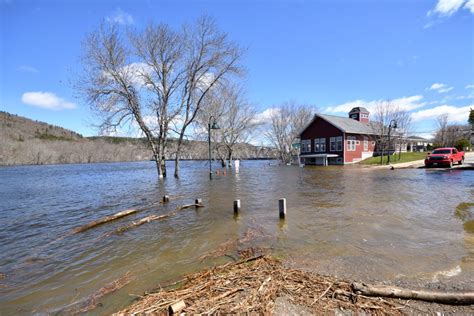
left=115, top=254, right=405, bottom=315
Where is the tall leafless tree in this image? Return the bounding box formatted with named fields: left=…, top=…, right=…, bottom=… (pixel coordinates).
left=265, top=102, right=314, bottom=164
left=78, top=23, right=168, bottom=176
left=197, top=83, right=257, bottom=167
left=434, top=114, right=449, bottom=146
left=172, top=16, right=243, bottom=177
left=373, top=100, right=413, bottom=164
left=77, top=16, right=242, bottom=179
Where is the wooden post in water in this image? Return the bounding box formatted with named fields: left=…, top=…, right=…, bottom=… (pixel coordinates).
left=279, top=198, right=286, bottom=219
left=163, top=195, right=170, bottom=203
left=234, top=199, right=241, bottom=214
left=195, top=198, right=202, bottom=205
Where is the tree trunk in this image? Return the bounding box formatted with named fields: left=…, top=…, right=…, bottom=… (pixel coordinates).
left=380, top=140, right=385, bottom=165
left=174, top=154, right=180, bottom=178
left=228, top=148, right=233, bottom=168
left=153, top=155, right=163, bottom=179
left=174, top=130, right=186, bottom=178
left=352, top=282, right=474, bottom=305
left=398, top=138, right=402, bottom=161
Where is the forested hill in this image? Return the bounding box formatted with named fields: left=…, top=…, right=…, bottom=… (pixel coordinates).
left=0, top=111, right=276, bottom=166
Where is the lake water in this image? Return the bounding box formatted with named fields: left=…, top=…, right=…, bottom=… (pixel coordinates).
left=0, top=160, right=473, bottom=315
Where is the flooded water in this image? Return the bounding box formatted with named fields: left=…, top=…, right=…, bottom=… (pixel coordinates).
left=0, top=160, right=473, bottom=315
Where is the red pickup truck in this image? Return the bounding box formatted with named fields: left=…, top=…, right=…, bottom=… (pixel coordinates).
left=424, top=147, right=465, bottom=168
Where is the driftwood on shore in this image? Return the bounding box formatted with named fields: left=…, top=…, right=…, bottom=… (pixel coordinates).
left=352, top=282, right=474, bottom=305
left=114, top=254, right=405, bottom=315
left=72, top=209, right=137, bottom=234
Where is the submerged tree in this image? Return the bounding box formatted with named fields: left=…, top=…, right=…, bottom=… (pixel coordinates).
left=172, top=17, right=243, bottom=177
left=197, top=83, right=258, bottom=167
left=265, top=102, right=314, bottom=164
left=77, top=16, right=242, bottom=179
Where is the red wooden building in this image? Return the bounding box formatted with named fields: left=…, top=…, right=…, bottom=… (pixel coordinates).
left=299, top=107, right=378, bottom=165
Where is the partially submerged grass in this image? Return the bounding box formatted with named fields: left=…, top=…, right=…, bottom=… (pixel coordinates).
left=455, top=202, right=474, bottom=221
left=359, top=152, right=427, bottom=165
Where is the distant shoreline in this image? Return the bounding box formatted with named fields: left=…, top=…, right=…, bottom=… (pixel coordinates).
left=0, top=157, right=278, bottom=168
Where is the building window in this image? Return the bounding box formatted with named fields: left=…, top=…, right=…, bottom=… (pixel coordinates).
left=320, top=138, right=326, bottom=152
left=301, top=139, right=311, bottom=153
left=336, top=136, right=343, bottom=151
left=314, top=138, right=326, bottom=152
left=347, top=136, right=356, bottom=151
left=364, top=137, right=368, bottom=151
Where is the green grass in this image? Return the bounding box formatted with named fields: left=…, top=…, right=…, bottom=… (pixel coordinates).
left=359, top=152, right=427, bottom=165
left=455, top=202, right=474, bottom=221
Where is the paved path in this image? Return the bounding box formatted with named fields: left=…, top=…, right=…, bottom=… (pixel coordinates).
left=365, top=151, right=474, bottom=170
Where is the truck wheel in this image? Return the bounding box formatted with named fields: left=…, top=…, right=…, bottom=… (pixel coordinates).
left=449, top=160, right=453, bottom=168
left=459, top=157, right=464, bottom=165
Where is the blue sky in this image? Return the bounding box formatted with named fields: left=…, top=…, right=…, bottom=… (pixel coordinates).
left=1, top=0, right=473, bottom=139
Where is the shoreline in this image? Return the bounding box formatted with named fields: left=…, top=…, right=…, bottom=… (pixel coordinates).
left=0, top=157, right=277, bottom=168
left=112, top=251, right=474, bottom=315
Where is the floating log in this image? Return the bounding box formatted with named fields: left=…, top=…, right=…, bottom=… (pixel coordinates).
left=106, top=203, right=204, bottom=236
left=72, top=209, right=137, bottom=234
left=168, top=300, right=186, bottom=314
left=178, top=203, right=204, bottom=211
left=113, top=214, right=170, bottom=235
left=352, top=282, right=474, bottom=305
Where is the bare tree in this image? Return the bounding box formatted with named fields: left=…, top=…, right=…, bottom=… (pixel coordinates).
left=395, top=110, right=412, bottom=160
left=433, top=114, right=449, bottom=147
left=265, top=102, right=314, bottom=164
left=173, top=16, right=243, bottom=178
left=373, top=101, right=413, bottom=164
left=130, top=23, right=186, bottom=177
left=77, top=16, right=242, bottom=179
left=78, top=23, right=170, bottom=176
left=197, top=83, right=257, bottom=167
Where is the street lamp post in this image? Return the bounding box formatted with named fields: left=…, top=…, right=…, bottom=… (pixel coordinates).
left=208, top=116, right=220, bottom=180
left=387, top=119, right=398, bottom=165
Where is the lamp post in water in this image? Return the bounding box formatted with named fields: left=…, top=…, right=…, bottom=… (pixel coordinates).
left=208, top=116, right=220, bottom=180
left=387, top=119, right=398, bottom=165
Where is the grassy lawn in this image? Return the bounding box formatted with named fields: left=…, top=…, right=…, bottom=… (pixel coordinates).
left=359, top=152, right=427, bottom=165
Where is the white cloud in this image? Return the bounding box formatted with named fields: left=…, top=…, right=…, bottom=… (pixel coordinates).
left=455, top=92, right=474, bottom=100
left=414, top=132, right=435, bottom=140
left=428, top=0, right=466, bottom=16
left=18, top=65, right=39, bottom=73
left=103, top=62, right=153, bottom=88
left=252, top=108, right=280, bottom=125
left=464, top=0, right=474, bottom=12
left=466, top=84, right=474, bottom=89
left=325, top=95, right=426, bottom=114
left=428, top=82, right=454, bottom=93
left=106, top=8, right=134, bottom=25
left=411, top=104, right=472, bottom=122
left=22, top=92, right=76, bottom=110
